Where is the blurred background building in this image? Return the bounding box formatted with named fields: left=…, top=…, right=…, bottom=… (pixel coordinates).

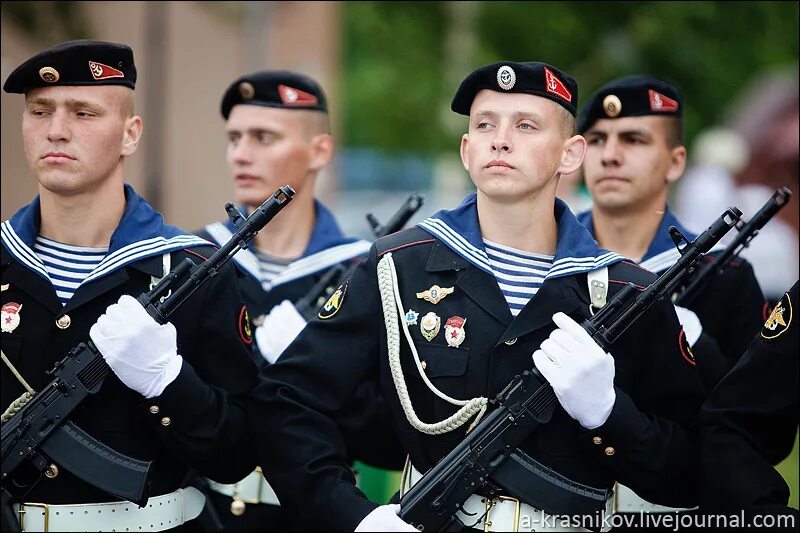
left=2, top=0, right=798, bottom=507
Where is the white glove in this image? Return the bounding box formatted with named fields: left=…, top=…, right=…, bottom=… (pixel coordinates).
left=254, top=299, right=307, bottom=364
left=532, top=312, right=616, bottom=430
left=90, top=294, right=183, bottom=399
left=673, top=305, right=703, bottom=346
left=354, top=504, right=417, bottom=532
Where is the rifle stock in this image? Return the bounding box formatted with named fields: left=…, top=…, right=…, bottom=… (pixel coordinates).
left=1, top=186, right=294, bottom=506
left=399, top=207, right=742, bottom=531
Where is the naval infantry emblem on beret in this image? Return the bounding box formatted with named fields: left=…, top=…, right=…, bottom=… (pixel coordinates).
left=239, top=81, right=255, bottom=101
left=496, top=66, right=516, bottom=91
left=603, top=94, right=622, bottom=117
left=39, top=67, right=60, bottom=83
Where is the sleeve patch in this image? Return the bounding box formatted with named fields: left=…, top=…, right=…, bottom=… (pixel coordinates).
left=678, top=328, right=696, bottom=366
left=318, top=281, right=347, bottom=320
left=762, top=291, right=792, bottom=340
left=238, top=305, right=253, bottom=344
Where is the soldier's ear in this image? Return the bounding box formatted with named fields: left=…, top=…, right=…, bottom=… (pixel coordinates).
left=460, top=133, right=470, bottom=172
left=308, top=133, right=334, bottom=172
left=558, top=134, right=586, bottom=176
left=121, top=115, right=143, bottom=157
left=666, top=145, right=687, bottom=184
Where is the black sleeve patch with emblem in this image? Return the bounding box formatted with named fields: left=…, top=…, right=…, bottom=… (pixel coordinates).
left=318, top=280, right=347, bottom=320
left=238, top=304, right=252, bottom=344
left=678, top=327, right=696, bottom=366
left=762, top=289, right=793, bottom=340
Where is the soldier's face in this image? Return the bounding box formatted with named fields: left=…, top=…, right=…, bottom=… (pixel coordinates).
left=582, top=116, right=686, bottom=212
left=460, top=90, right=584, bottom=203
left=22, top=85, right=140, bottom=196
left=225, top=105, right=329, bottom=207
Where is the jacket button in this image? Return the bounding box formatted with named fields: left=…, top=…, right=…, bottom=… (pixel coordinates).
left=149, top=405, right=160, bottom=415
left=161, top=417, right=171, bottom=427
left=421, top=361, right=427, bottom=370
left=604, top=446, right=615, bottom=456
left=55, top=315, right=71, bottom=329
left=504, top=338, right=517, bottom=345
left=592, top=436, right=602, bottom=445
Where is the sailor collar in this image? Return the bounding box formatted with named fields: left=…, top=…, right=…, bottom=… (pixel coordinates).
left=202, top=199, right=370, bottom=288
left=1, top=184, right=210, bottom=285
left=418, top=193, right=622, bottom=280
left=577, top=205, right=704, bottom=273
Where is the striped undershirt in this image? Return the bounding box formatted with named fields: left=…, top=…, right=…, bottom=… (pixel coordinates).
left=33, top=236, right=108, bottom=305
left=483, top=238, right=554, bottom=317
left=254, top=249, right=293, bottom=291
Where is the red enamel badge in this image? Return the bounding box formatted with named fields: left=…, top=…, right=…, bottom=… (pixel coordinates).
left=88, top=61, right=124, bottom=80
left=278, top=84, right=319, bottom=106
left=544, top=67, right=572, bottom=103
left=444, top=316, right=466, bottom=348
left=648, top=89, right=679, bottom=112
left=1, top=302, right=22, bottom=334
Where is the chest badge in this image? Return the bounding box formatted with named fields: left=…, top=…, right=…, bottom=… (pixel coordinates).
left=444, top=316, right=467, bottom=348
left=416, top=285, right=454, bottom=305
left=2, top=302, right=22, bottom=333
left=405, top=309, right=419, bottom=326
left=420, top=312, right=441, bottom=341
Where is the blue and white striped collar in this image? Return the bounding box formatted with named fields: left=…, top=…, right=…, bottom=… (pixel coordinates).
left=418, top=193, right=622, bottom=280
left=203, top=199, right=370, bottom=288
left=1, top=184, right=210, bottom=286
left=577, top=205, right=702, bottom=273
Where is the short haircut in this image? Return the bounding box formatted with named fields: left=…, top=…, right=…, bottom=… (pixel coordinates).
left=663, top=116, right=684, bottom=148
left=558, top=106, right=576, bottom=138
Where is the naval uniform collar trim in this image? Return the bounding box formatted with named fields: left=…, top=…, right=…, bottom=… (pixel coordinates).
left=418, top=193, right=622, bottom=280
left=579, top=205, right=724, bottom=274
left=205, top=199, right=370, bottom=287
left=2, top=184, right=210, bottom=286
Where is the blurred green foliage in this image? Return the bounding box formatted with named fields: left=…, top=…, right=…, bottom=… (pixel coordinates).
left=342, top=1, right=799, bottom=154
left=1, top=1, right=90, bottom=43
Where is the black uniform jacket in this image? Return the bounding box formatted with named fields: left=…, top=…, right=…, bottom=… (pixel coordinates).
left=1, top=186, right=261, bottom=505
left=197, top=200, right=403, bottom=470
left=698, top=280, right=799, bottom=514
left=579, top=206, right=767, bottom=390
left=257, top=196, right=706, bottom=530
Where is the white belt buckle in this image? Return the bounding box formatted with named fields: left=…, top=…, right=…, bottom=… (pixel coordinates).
left=483, top=494, right=521, bottom=532
left=19, top=502, right=49, bottom=532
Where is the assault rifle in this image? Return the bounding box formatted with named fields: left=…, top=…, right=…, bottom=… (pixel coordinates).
left=295, top=193, right=424, bottom=320
left=399, top=207, right=742, bottom=531
left=1, top=186, right=294, bottom=507
left=675, top=186, right=792, bottom=307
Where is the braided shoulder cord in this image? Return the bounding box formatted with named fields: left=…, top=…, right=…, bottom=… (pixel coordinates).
left=377, top=253, right=487, bottom=435
left=1, top=349, right=36, bottom=423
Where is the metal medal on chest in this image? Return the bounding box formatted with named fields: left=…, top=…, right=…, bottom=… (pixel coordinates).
left=444, top=316, right=466, bottom=348
left=405, top=309, right=419, bottom=326
left=416, top=285, right=454, bottom=305
left=1, top=302, right=22, bottom=333
left=420, top=311, right=441, bottom=341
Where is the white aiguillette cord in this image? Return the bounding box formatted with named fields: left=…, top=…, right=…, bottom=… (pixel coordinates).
left=2, top=349, right=36, bottom=422
left=377, top=252, right=487, bottom=435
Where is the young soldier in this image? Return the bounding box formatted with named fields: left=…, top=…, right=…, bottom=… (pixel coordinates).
left=575, top=75, right=769, bottom=514
left=252, top=61, right=706, bottom=531
left=1, top=40, right=261, bottom=531
left=195, top=71, right=403, bottom=530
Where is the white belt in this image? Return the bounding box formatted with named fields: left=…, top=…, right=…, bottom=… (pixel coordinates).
left=613, top=483, right=696, bottom=513
left=206, top=468, right=281, bottom=506
left=401, top=459, right=612, bottom=532
left=14, top=487, right=205, bottom=532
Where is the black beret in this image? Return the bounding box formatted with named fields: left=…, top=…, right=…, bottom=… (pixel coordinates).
left=220, top=70, right=328, bottom=119
left=577, top=75, right=682, bottom=133
left=3, top=40, right=136, bottom=94
left=451, top=61, right=578, bottom=117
